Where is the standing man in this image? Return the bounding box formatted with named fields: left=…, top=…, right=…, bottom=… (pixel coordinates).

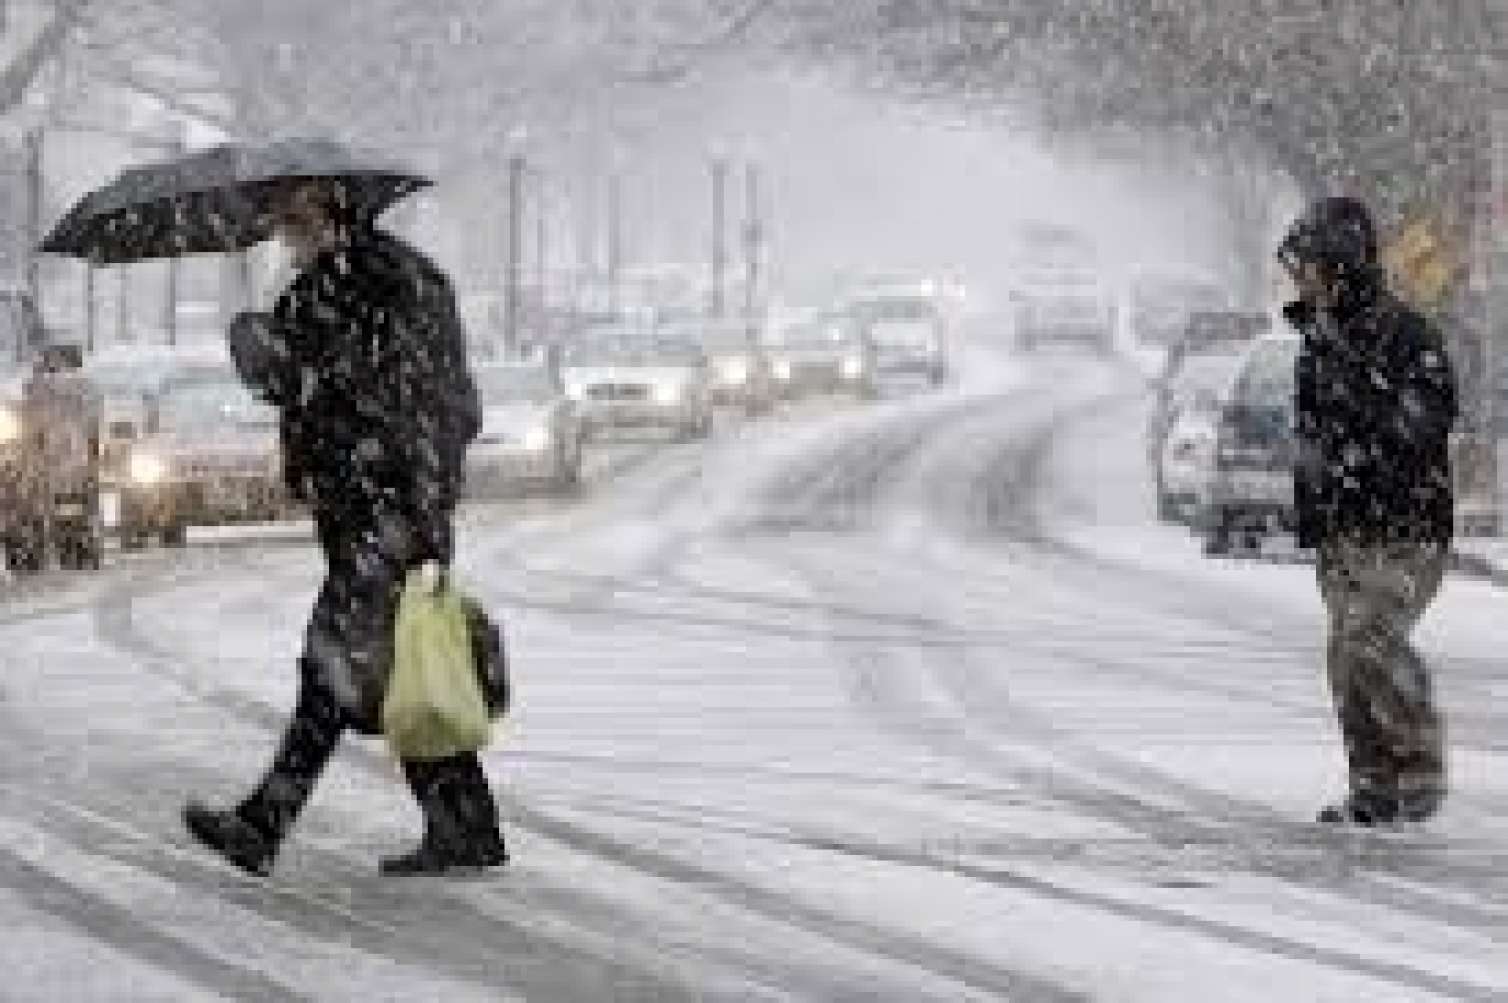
left=185, top=178, right=507, bottom=875
left=1279, top=196, right=1458, bottom=827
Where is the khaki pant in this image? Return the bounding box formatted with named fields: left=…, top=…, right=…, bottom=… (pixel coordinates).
left=1316, top=538, right=1447, bottom=807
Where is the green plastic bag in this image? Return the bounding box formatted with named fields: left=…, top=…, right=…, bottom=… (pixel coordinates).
left=382, top=569, right=491, bottom=761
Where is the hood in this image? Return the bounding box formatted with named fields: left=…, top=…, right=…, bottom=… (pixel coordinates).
left=481, top=401, right=550, bottom=434
left=1277, top=196, right=1380, bottom=306
left=563, top=365, right=698, bottom=386
left=140, top=427, right=278, bottom=460
left=768, top=343, right=857, bottom=360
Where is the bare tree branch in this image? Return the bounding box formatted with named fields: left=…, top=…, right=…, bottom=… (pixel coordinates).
left=0, top=0, right=94, bottom=115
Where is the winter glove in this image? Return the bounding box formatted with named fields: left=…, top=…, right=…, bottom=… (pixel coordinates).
left=228, top=311, right=296, bottom=407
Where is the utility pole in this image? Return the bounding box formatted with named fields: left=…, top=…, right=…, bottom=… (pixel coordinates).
left=742, top=162, right=763, bottom=342
left=505, top=154, right=525, bottom=357
left=709, top=158, right=728, bottom=319
left=116, top=268, right=129, bottom=345
left=534, top=168, right=548, bottom=318
left=83, top=263, right=95, bottom=352
left=606, top=170, right=622, bottom=316
left=163, top=124, right=185, bottom=346
left=23, top=125, right=41, bottom=327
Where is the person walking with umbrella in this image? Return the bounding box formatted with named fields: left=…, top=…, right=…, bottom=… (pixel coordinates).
left=43, top=141, right=506, bottom=875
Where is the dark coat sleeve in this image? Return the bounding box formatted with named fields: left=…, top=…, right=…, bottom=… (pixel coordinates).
left=1394, top=317, right=1457, bottom=445
left=228, top=311, right=299, bottom=408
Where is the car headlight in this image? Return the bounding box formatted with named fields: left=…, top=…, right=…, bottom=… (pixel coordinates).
left=0, top=407, right=19, bottom=445
left=522, top=425, right=553, bottom=452
left=772, top=359, right=792, bottom=380
left=129, top=451, right=168, bottom=485
left=653, top=382, right=684, bottom=405
left=841, top=355, right=865, bottom=378
left=719, top=359, right=749, bottom=384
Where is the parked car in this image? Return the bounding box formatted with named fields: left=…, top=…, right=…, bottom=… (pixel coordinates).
left=114, top=367, right=291, bottom=548
left=1150, top=352, right=1247, bottom=522
left=1148, top=310, right=1269, bottom=478
left=467, top=360, right=583, bottom=495
left=1196, top=332, right=1301, bottom=556
left=765, top=313, right=877, bottom=399
left=560, top=332, right=714, bottom=440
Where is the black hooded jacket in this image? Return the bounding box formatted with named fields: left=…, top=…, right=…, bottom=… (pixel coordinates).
left=1280, top=198, right=1457, bottom=549
left=231, top=228, right=479, bottom=564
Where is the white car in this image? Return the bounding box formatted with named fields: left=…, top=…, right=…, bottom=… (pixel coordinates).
left=690, top=320, right=777, bottom=415
left=114, top=368, right=291, bottom=547
left=1150, top=352, right=1247, bottom=522
left=561, top=334, right=713, bottom=440
left=765, top=314, right=877, bottom=399
left=84, top=344, right=230, bottom=492
left=466, top=361, right=583, bottom=495
left=1197, top=333, right=1301, bottom=556
left=845, top=282, right=950, bottom=386
left=1156, top=404, right=1221, bottom=522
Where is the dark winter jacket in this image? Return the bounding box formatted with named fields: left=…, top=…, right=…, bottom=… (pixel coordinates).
left=1280, top=198, right=1457, bottom=549
left=230, top=229, right=479, bottom=565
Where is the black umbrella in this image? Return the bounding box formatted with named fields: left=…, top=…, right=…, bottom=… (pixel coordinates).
left=39, top=138, right=430, bottom=264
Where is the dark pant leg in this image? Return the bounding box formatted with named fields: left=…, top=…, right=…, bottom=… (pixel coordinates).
left=1318, top=540, right=1446, bottom=803
left=401, top=753, right=503, bottom=855
left=237, top=662, right=346, bottom=842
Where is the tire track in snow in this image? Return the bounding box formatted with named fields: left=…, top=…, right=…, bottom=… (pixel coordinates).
left=87, top=563, right=1083, bottom=1002
left=703, top=367, right=1506, bottom=991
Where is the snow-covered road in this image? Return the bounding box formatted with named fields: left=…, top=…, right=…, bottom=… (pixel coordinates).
left=0, top=347, right=1503, bottom=1001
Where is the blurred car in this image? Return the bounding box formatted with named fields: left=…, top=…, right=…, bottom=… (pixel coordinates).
left=467, top=360, right=584, bottom=495
left=686, top=318, right=776, bottom=414
left=765, top=313, right=877, bottom=399
left=1012, top=268, right=1115, bottom=355
left=1148, top=310, right=1269, bottom=476
left=845, top=281, right=951, bottom=386
left=560, top=332, right=713, bottom=440
left=84, top=344, right=230, bottom=492
left=1119, top=267, right=1230, bottom=348
left=1158, top=310, right=1270, bottom=387
left=114, top=368, right=291, bottom=547
left=0, top=351, right=105, bottom=571
left=1150, top=352, right=1247, bottom=522
left=1196, top=332, right=1301, bottom=556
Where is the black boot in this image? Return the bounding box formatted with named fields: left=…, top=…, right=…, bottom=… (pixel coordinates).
left=385, top=753, right=508, bottom=876
left=378, top=837, right=507, bottom=876
left=1316, top=790, right=1400, bottom=827
left=184, top=802, right=276, bottom=876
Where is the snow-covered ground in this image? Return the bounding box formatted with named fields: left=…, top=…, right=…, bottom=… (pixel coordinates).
left=0, top=343, right=1502, bottom=1000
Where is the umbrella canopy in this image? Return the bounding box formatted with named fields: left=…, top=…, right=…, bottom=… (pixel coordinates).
left=39, top=138, right=430, bottom=264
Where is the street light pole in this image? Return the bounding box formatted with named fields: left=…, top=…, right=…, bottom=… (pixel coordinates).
left=742, top=162, right=762, bottom=342
left=710, top=158, right=728, bottom=319
left=23, top=125, right=41, bottom=330
left=505, top=154, right=525, bottom=357
left=83, top=263, right=95, bottom=352
left=164, top=123, right=184, bottom=347
left=534, top=168, right=548, bottom=315
left=116, top=268, right=129, bottom=345
left=606, top=170, right=622, bottom=316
